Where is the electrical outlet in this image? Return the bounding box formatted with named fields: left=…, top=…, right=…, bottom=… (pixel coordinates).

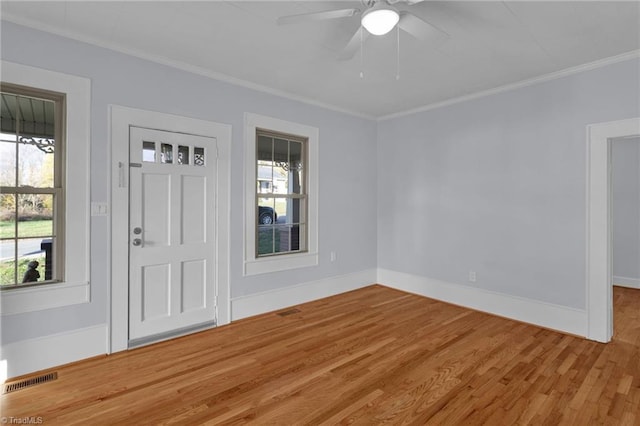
left=468, top=270, right=477, bottom=283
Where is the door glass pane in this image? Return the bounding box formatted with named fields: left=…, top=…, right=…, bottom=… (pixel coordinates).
left=18, top=138, right=55, bottom=187
left=143, top=141, right=156, bottom=162
left=177, top=145, right=189, bottom=165
left=17, top=194, right=53, bottom=238
left=194, top=147, right=205, bottom=166
left=160, top=143, right=173, bottom=164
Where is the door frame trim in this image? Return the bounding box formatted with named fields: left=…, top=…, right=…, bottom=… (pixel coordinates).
left=586, top=117, right=640, bottom=342
left=109, top=105, right=231, bottom=353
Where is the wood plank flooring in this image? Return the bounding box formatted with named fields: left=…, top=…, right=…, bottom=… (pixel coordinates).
left=2, top=285, right=639, bottom=425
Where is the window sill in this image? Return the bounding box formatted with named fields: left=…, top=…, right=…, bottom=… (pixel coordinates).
left=0, top=281, right=90, bottom=315
left=244, top=252, right=318, bottom=276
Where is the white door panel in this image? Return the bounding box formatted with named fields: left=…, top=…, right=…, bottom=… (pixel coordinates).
left=141, top=263, right=171, bottom=320
left=181, top=259, right=206, bottom=312
left=181, top=175, right=207, bottom=244
left=129, top=127, right=216, bottom=341
left=142, top=173, right=171, bottom=247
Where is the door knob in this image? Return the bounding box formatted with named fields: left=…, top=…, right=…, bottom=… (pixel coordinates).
left=132, top=238, right=142, bottom=246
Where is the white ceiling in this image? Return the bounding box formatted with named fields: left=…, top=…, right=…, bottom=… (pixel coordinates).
left=2, top=1, right=639, bottom=118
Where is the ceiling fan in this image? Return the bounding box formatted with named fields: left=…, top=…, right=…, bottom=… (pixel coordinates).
left=277, top=0, right=449, bottom=60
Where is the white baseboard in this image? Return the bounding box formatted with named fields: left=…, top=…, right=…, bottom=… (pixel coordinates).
left=377, top=268, right=588, bottom=337
left=230, top=268, right=377, bottom=321
left=0, top=324, right=107, bottom=381
left=613, top=275, right=640, bottom=289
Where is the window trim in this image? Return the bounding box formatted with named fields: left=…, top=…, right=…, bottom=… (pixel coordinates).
left=0, top=61, right=90, bottom=315
left=244, top=113, right=318, bottom=275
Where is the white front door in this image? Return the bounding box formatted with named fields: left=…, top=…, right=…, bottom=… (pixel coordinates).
left=128, top=126, right=217, bottom=342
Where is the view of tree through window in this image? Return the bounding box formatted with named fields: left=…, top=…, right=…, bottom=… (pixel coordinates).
left=256, top=129, right=307, bottom=257
left=0, top=87, right=63, bottom=286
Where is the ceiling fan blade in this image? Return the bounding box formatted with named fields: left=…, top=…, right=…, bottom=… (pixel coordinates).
left=398, top=12, right=449, bottom=43
left=338, top=27, right=370, bottom=60
left=388, top=0, right=426, bottom=4
left=277, top=8, right=359, bottom=26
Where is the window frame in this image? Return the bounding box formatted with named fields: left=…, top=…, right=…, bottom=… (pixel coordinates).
left=0, top=61, right=90, bottom=315
left=244, top=113, right=318, bottom=276
left=1, top=84, right=66, bottom=287
left=255, top=128, right=308, bottom=258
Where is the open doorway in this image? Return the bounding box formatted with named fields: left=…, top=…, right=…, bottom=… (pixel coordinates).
left=586, top=118, right=640, bottom=343
left=611, top=137, right=640, bottom=343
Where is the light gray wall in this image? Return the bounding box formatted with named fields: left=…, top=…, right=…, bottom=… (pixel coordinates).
left=2, top=20, right=639, bottom=348
left=377, top=57, right=640, bottom=310
left=612, top=137, right=640, bottom=281
left=0, top=22, right=378, bottom=345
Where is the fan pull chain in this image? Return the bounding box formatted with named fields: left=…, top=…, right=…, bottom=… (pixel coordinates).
left=396, top=25, right=400, bottom=80
left=360, top=26, right=364, bottom=78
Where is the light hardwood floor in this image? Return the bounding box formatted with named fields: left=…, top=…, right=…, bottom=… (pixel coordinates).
left=2, top=285, right=639, bottom=425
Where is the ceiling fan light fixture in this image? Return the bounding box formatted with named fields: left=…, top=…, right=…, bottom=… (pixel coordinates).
left=361, top=6, right=399, bottom=36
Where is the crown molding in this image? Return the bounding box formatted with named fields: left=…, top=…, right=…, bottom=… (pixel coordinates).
left=378, top=49, right=640, bottom=121
left=3, top=16, right=637, bottom=122
left=1, top=16, right=376, bottom=121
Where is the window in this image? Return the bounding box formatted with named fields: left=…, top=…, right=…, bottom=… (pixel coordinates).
left=0, top=61, right=90, bottom=315
left=1, top=85, right=64, bottom=287
left=244, top=113, right=318, bottom=275
left=256, top=129, right=307, bottom=257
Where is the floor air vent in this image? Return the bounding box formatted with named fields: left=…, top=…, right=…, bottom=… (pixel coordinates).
left=277, top=308, right=301, bottom=317
left=3, top=372, right=58, bottom=394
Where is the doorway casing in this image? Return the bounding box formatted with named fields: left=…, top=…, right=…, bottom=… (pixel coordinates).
left=109, top=106, right=231, bottom=353
left=587, top=117, right=640, bottom=342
